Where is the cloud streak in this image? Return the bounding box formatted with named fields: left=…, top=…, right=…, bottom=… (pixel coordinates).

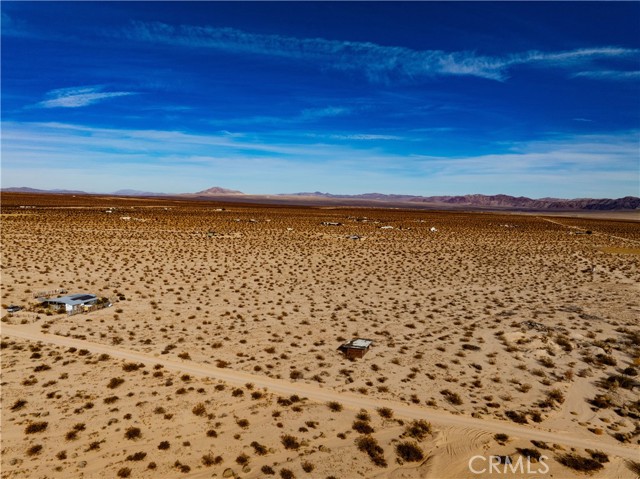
left=121, top=21, right=639, bottom=82
left=35, top=86, right=136, bottom=108
left=2, top=121, right=637, bottom=198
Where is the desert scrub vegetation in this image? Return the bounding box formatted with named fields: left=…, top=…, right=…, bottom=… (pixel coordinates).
left=355, top=435, right=387, bottom=467
left=404, top=419, right=432, bottom=440
left=395, top=441, right=424, bottom=462
left=25, top=421, right=48, bottom=434
left=557, top=453, right=604, bottom=473
left=281, top=434, right=301, bottom=450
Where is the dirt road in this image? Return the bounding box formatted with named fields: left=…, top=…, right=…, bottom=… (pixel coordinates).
left=2, top=324, right=637, bottom=461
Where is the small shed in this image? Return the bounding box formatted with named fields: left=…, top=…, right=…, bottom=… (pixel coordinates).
left=338, top=338, right=374, bottom=359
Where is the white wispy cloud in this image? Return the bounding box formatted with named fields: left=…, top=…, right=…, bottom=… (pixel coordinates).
left=121, top=21, right=639, bottom=82
left=2, top=121, right=637, bottom=198
left=35, top=86, right=136, bottom=108
left=573, top=70, right=640, bottom=80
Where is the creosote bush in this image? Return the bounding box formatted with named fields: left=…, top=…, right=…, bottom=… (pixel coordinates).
left=395, top=441, right=424, bottom=462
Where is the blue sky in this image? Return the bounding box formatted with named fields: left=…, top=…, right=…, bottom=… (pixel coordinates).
left=2, top=2, right=639, bottom=198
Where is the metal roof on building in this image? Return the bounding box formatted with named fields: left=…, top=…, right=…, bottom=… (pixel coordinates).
left=40, top=293, right=98, bottom=306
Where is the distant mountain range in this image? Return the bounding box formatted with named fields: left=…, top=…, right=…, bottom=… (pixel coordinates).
left=2, top=186, right=639, bottom=211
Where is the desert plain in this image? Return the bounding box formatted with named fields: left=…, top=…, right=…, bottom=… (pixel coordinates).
left=1, top=192, right=639, bottom=479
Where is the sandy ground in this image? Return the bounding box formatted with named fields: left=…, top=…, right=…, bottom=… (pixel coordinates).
left=1, top=192, right=639, bottom=478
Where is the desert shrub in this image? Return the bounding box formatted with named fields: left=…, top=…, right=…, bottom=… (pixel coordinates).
left=125, top=426, right=141, bottom=440
left=56, top=450, right=67, bottom=460
left=355, top=435, right=387, bottom=467
left=517, top=448, right=541, bottom=461
left=202, top=453, right=216, bottom=466
left=280, top=469, right=295, bottom=479
left=250, top=441, right=267, bottom=455
left=192, top=403, right=206, bottom=416
left=231, top=388, right=244, bottom=397
left=462, top=344, right=481, bottom=351
left=122, top=362, right=143, bottom=372
left=586, top=450, right=609, bottom=463
left=158, top=441, right=170, bottom=450
left=404, top=419, right=431, bottom=440
left=25, top=421, right=48, bottom=434
left=531, top=440, right=549, bottom=449
left=396, top=441, right=424, bottom=462
left=352, top=420, right=374, bottom=434
left=505, top=410, right=528, bottom=424
left=589, top=394, right=614, bottom=409
left=261, top=465, right=275, bottom=475
left=301, top=461, right=314, bottom=472
left=117, top=467, right=131, bottom=478
left=557, top=453, right=603, bottom=472
left=440, top=389, right=463, bottom=405
left=206, top=429, right=218, bottom=437
left=281, top=434, right=300, bottom=450
left=546, top=389, right=565, bottom=404
left=107, top=377, right=125, bottom=389
left=603, top=374, right=635, bottom=390
left=236, top=418, right=249, bottom=428
left=289, top=370, right=303, bottom=380
left=26, top=444, right=43, bottom=456
left=236, top=453, right=249, bottom=465
left=377, top=407, right=393, bottom=419
left=355, top=410, right=371, bottom=421
left=327, top=401, right=343, bottom=412
left=104, top=395, right=119, bottom=404
left=126, top=451, right=147, bottom=461
left=11, top=399, right=27, bottom=411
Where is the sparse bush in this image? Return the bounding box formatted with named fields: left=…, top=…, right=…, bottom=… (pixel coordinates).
left=280, top=469, right=295, bottom=479
left=352, top=420, right=374, bottom=434
left=281, top=434, right=300, bottom=450
left=124, top=426, right=141, bottom=440
left=404, top=419, right=431, bottom=440
left=517, top=448, right=542, bottom=461
left=261, top=465, right=275, bottom=475
left=192, top=403, right=206, bottom=416
left=126, top=451, right=147, bottom=461
left=557, top=453, right=604, bottom=472
left=396, top=441, right=424, bottom=462
left=117, top=467, right=132, bottom=478
left=26, top=444, right=43, bottom=456
left=355, top=435, right=387, bottom=467
left=236, top=453, right=249, bottom=465
left=301, top=461, right=315, bottom=473
left=494, top=433, right=509, bottom=444
left=327, top=401, right=343, bottom=412
left=11, top=399, right=27, bottom=411
left=250, top=441, right=268, bottom=455
left=107, top=377, right=125, bottom=389
left=505, top=410, right=528, bottom=424
left=377, top=407, right=394, bottom=419
left=25, top=421, right=48, bottom=434
left=158, top=441, right=170, bottom=450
